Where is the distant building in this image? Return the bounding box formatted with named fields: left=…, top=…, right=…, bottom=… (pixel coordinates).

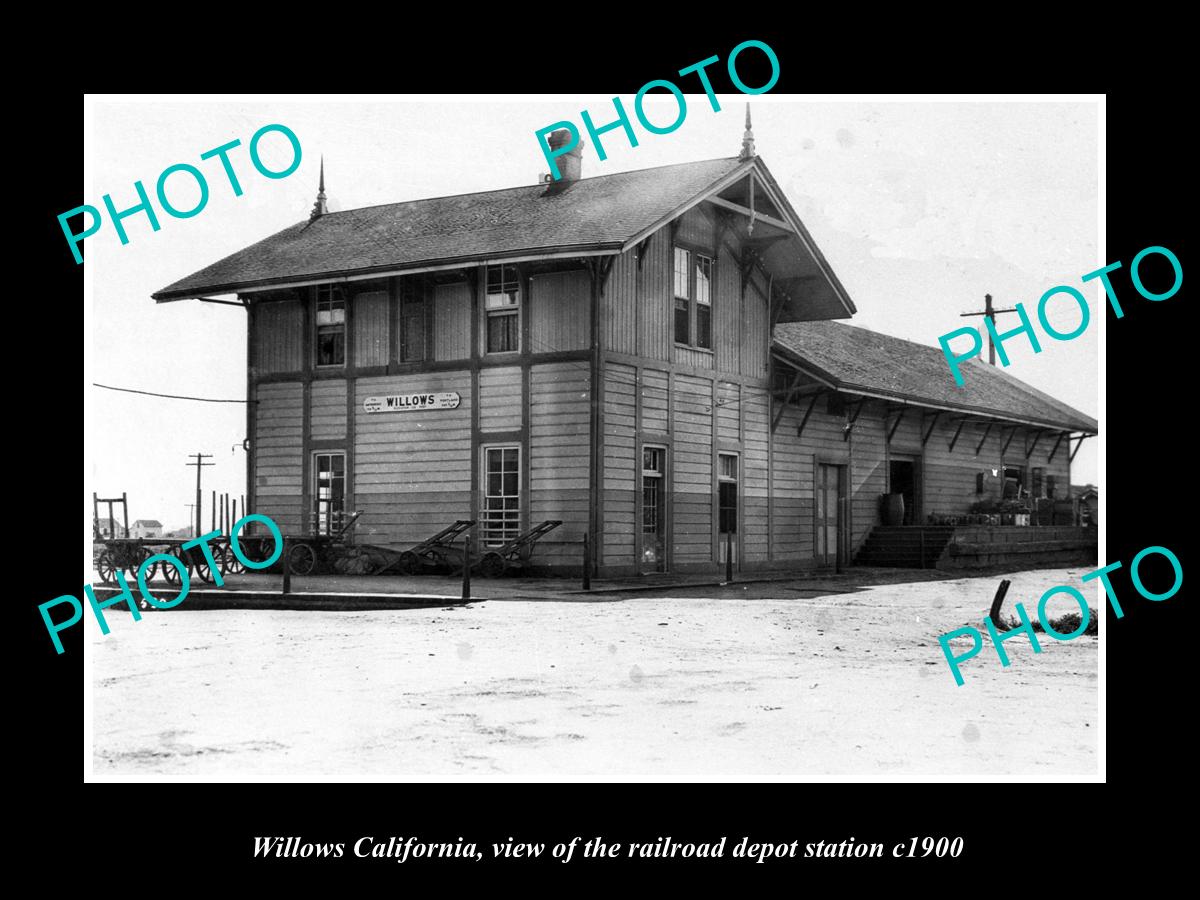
left=165, top=527, right=193, bottom=539
left=130, top=519, right=163, bottom=538
left=95, top=517, right=126, bottom=539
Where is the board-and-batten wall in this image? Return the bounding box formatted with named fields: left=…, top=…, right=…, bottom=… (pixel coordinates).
left=249, top=266, right=593, bottom=551
left=602, top=206, right=766, bottom=380
left=600, top=203, right=772, bottom=571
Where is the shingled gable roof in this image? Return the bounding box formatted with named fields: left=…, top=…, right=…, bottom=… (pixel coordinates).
left=772, top=320, right=1098, bottom=434
left=153, top=157, right=748, bottom=301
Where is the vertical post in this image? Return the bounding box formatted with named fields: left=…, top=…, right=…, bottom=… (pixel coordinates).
left=920, top=528, right=926, bottom=569
left=241, top=494, right=246, bottom=519
left=121, top=492, right=129, bottom=538
left=582, top=532, right=591, bottom=591
left=281, top=538, right=291, bottom=595
left=725, top=529, right=733, bottom=584
left=93, top=493, right=100, bottom=539
left=984, top=293, right=996, bottom=366
left=462, top=533, right=472, bottom=601
left=211, top=490, right=216, bottom=532
left=107, top=500, right=115, bottom=537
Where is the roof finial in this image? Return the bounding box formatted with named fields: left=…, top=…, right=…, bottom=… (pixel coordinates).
left=310, top=156, right=328, bottom=222
left=739, top=104, right=756, bottom=161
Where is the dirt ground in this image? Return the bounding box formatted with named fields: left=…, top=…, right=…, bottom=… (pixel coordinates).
left=89, top=566, right=1100, bottom=779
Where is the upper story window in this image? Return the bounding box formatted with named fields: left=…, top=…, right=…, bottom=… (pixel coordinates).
left=315, top=285, right=345, bottom=367
left=399, top=278, right=427, bottom=362
left=673, top=246, right=714, bottom=349
left=695, top=254, right=713, bottom=349
left=674, top=247, right=691, bottom=345
left=486, top=264, right=520, bottom=354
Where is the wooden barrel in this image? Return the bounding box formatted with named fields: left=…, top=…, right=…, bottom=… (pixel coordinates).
left=883, top=493, right=906, bottom=526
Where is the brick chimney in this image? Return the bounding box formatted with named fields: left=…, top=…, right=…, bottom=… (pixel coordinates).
left=545, top=129, right=584, bottom=189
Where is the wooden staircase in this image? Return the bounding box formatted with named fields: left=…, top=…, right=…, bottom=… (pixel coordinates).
left=855, top=525, right=956, bottom=568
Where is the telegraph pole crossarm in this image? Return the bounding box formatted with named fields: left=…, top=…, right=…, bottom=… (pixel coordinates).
left=960, top=293, right=1020, bottom=366
left=185, top=453, right=215, bottom=538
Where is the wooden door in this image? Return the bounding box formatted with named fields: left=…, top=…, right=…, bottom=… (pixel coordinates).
left=816, top=463, right=844, bottom=566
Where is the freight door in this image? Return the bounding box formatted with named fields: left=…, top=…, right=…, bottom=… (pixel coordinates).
left=815, top=463, right=845, bottom=567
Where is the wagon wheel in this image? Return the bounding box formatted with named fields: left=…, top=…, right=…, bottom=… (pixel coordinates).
left=222, top=546, right=247, bottom=576
left=230, top=535, right=269, bottom=568
left=126, top=547, right=151, bottom=583
left=192, top=557, right=216, bottom=584
left=479, top=551, right=507, bottom=579
left=162, top=558, right=182, bottom=586
left=245, top=537, right=274, bottom=565
left=398, top=551, right=421, bottom=575
left=96, top=550, right=117, bottom=585
left=288, top=542, right=317, bottom=576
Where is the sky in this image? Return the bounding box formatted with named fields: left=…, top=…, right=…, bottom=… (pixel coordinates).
left=85, top=96, right=1100, bottom=533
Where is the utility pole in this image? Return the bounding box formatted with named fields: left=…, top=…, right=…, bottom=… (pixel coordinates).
left=960, top=293, right=1020, bottom=366
left=184, top=503, right=197, bottom=537
left=185, top=453, right=214, bottom=537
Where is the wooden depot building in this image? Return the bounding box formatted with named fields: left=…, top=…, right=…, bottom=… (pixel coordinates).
left=153, top=113, right=1098, bottom=576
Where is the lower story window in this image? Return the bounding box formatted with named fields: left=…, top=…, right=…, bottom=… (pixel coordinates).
left=482, top=445, right=520, bottom=546
left=642, top=446, right=666, bottom=571
left=313, top=452, right=346, bottom=535
left=718, top=453, right=738, bottom=533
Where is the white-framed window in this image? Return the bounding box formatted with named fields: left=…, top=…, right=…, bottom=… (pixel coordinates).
left=315, top=285, right=345, bottom=367
left=695, top=254, right=713, bottom=349
left=673, top=247, right=691, bottom=345
left=485, top=264, right=520, bottom=354
left=718, top=452, right=738, bottom=533
left=313, top=451, right=346, bottom=535
left=641, top=445, right=667, bottom=571
left=673, top=246, right=714, bottom=349
left=481, top=445, right=521, bottom=546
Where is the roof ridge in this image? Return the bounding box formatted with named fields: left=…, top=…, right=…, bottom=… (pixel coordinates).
left=771, top=319, right=1096, bottom=432
left=312, top=156, right=742, bottom=218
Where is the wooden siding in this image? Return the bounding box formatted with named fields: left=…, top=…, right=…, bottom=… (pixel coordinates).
left=254, top=298, right=302, bottom=374
left=674, top=346, right=715, bottom=369
left=770, top=400, right=812, bottom=560
left=352, top=372, right=473, bottom=546
left=353, top=289, right=388, bottom=367
left=604, top=247, right=638, bottom=356
left=478, top=366, right=523, bottom=432
left=676, top=206, right=715, bottom=248
left=741, top=267, right=768, bottom=377
left=922, top=418, right=1072, bottom=516
left=641, top=368, right=670, bottom=433
left=770, top=397, right=846, bottom=562
left=309, top=380, right=346, bottom=440
left=850, top=408, right=887, bottom=551
left=742, top=388, right=770, bottom=562
left=716, top=381, right=740, bottom=440
left=715, top=234, right=742, bottom=374
left=601, top=362, right=637, bottom=566
left=253, top=381, right=304, bottom=533
left=602, top=209, right=758, bottom=382
left=433, top=280, right=471, bottom=361
left=638, top=230, right=672, bottom=361
left=672, top=374, right=712, bottom=564
left=531, top=270, right=589, bottom=352
left=530, top=362, right=592, bottom=566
